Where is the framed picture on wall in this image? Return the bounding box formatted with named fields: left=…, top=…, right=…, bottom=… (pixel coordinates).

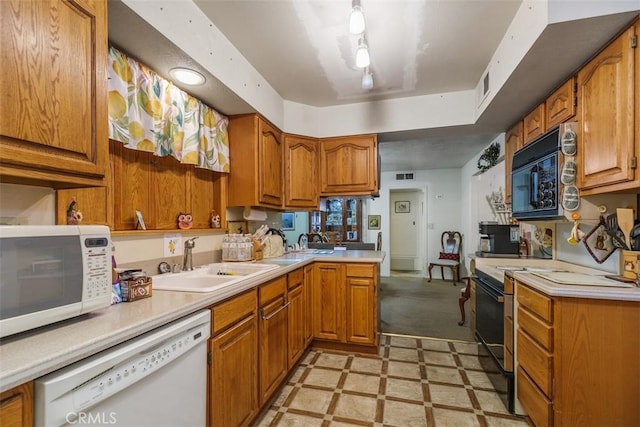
left=368, top=215, right=381, bottom=230
left=281, top=212, right=295, bottom=230
left=395, top=201, right=410, bottom=213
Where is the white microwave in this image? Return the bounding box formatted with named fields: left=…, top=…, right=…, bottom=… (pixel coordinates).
left=0, top=225, right=112, bottom=338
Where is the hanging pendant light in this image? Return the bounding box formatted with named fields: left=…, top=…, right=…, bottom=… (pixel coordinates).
left=362, top=67, right=373, bottom=90
left=355, top=37, right=370, bottom=68
left=349, top=1, right=365, bottom=35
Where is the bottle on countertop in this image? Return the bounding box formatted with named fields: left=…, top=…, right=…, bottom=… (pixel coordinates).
left=300, top=234, right=308, bottom=251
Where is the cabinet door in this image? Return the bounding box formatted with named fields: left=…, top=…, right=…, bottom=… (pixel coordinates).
left=0, top=382, right=33, bottom=427
left=545, top=77, right=576, bottom=131
left=284, top=135, right=318, bottom=208
left=111, top=141, right=152, bottom=230
left=287, top=268, right=306, bottom=367
left=504, top=121, right=523, bottom=204
left=576, top=25, right=637, bottom=191
left=287, top=283, right=305, bottom=368
left=210, top=315, right=258, bottom=427
left=189, top=167, right=216, bottom=230
left=150, top=155, right=189, bottom=229
left=312, top=263, right=345, bottom=341
left=523, top=104, right=546, bottom=145
left=257, top=119, right=283, bottom=207
left=345, top=276, right=376, bottom=345
left=303, top=264, right=314, bottom=346
left=320, top=135, right=378, bottom=195
left=345, top=264, right=378, bottom=345
left=258, top=296, right=288, bottom=405
left=0, top=0, right=107, bottom=182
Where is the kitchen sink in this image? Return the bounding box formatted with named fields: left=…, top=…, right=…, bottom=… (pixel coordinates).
left=152, top=262, right=280, bottom=292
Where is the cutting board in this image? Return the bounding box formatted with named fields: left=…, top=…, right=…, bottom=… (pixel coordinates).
left=530, top=271, right=634, bottom=288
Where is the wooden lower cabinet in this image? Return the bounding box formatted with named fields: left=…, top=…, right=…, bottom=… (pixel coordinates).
left=209, top=291, right=259, bottom=427
left=345, top=264, right=378, bottom=345
left=0, top=382, right=33, bottom=427
left=303, top=264, right=314, bottom=347
left=313, top=263, right=345, bottom=341
left=313, top=262, right=378, bottom=347
left=516, top=283, right=640, bottom=426
left=258, top=277, right=289, bottom=406
left=287, top=268, right=306, bottom=367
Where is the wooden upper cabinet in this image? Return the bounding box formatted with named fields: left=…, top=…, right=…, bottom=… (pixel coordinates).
left=523, top=103, right=546, bottom=145
left=576, top=23, right=638, bottom=193
left=0, top=0, right=108, bottom=187
left=284, top=135, right=319, bottom=209
left=504, top=121, right=524, bottom=204
left=110, top=141, right=225, bottom=230
left=320, top=135, right=378, bottom=195
left=111, top=141, right=152, bottom=230
left=228, top=114, right=283, bottom=208
left=545, top=77, right=577, bottom=131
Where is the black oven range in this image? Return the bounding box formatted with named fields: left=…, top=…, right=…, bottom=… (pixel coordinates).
left=473, top=268, right=515, bottom=413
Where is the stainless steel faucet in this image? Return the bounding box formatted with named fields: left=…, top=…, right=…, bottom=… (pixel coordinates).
left=183, top=237, right=199, bottom=271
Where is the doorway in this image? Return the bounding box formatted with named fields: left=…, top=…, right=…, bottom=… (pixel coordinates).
left=389, top=189, right=425, bottom=277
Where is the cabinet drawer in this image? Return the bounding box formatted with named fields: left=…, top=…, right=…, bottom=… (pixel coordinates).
left=517, top=367, right=553, bottom=427
left=518, top=306, right=553, bottom=351
left=517, top=284, right=553, bottom=323
left=345, top=263, right=375, bottom=278
left=259, top=276, right=287, bottom=306
left=287, top=268, right=304, bottom=290
left=212, top=290, right=257, bottom=335
left=517, top=329, right=553, bottom=397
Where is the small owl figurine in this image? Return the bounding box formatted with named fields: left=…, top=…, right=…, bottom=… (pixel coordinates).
left=178, top=212, right=193, bottom=229
left=66, top=200, right=83, bottom=225
left=210, top=210, right=221, bottom=228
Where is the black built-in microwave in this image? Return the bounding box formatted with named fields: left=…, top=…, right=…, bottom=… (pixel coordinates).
left=511, top=127, right=563, bottom=220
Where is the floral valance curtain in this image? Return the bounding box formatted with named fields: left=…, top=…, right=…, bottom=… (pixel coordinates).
left=107, top=46, right=230, bottom=172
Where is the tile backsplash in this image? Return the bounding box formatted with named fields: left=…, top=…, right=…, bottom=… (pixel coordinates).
left=555, top=222, right=619, bottom=274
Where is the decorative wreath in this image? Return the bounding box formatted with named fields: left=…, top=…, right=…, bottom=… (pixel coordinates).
left=477, top=142, right=500, bottom=173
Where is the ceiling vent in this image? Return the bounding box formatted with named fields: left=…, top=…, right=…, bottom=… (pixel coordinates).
left=395, top=172, right=415, bottom=180
left=477, top=67, right=490, bottom=106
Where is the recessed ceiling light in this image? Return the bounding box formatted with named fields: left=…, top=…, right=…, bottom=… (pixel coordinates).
left=169, top=67, right=205, bottom=85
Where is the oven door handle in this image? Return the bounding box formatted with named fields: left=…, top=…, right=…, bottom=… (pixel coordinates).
left=475, top=279, right=504, bottom=303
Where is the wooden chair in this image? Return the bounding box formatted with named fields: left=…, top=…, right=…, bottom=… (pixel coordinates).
left=458, top=277, right=471, bottom=326
left=428, top=231, right=462, bottom=285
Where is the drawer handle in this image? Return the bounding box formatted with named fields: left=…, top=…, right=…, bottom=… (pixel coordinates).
left=260, top=301, right=290, bottom=320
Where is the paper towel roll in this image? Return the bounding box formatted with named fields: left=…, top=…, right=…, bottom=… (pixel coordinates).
left=243, top=206, right=268, bottom=221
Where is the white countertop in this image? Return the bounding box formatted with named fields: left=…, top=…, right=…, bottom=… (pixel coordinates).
left=0, top=251, right=384, bottom=393
left=475, top=258, right=640, bottom=301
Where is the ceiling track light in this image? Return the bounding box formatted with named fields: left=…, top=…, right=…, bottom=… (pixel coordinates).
left=355, top=37, right=370, bottom=68
left=349, top=0, right=365, bottom=35
left=362, top=67, right=373, bottom=90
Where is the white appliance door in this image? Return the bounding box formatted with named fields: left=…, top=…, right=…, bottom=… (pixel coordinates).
left=35, top=311, right=210, bottom=427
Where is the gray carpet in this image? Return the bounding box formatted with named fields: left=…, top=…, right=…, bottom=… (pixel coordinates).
left=379, top=275, right=474, bottom=342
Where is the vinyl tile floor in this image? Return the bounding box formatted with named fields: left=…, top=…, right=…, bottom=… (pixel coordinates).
left=256, top=334, right=530, bottom=427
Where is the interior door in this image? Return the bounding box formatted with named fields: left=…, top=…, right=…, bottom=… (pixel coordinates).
left=389, top=190, right=422, bottom=271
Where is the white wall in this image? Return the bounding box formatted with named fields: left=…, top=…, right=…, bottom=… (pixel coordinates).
left=368, top=169, right=462, bottom=277
left=0, top=183, right=55, bottom=225
left=460, top=134, right=506, bottom=272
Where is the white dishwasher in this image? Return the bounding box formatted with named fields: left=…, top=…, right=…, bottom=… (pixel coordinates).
left=35, top=310, right=211, bottom=427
